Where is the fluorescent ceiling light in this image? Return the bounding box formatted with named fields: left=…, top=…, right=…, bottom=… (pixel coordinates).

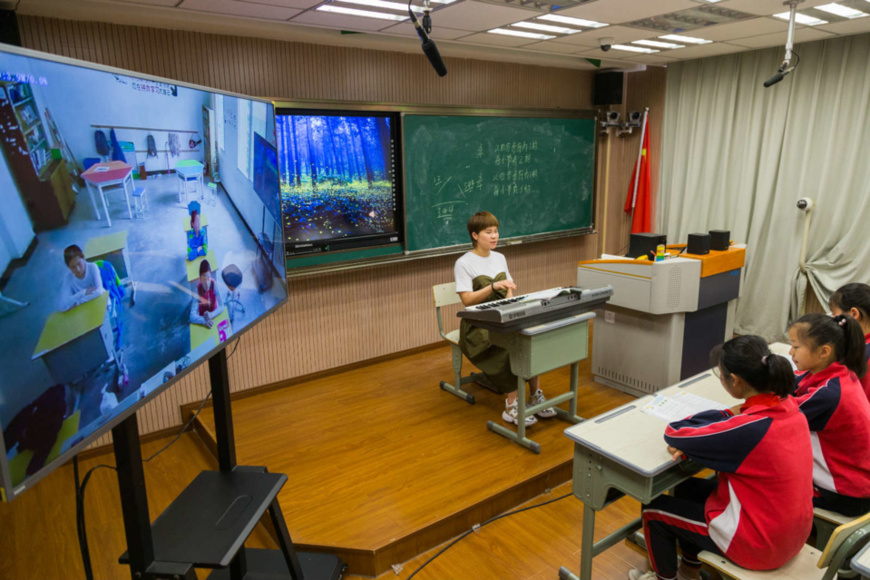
left=815, top=3, right=868, bottom=18
left=513, top=21, right=580, bottom=34
left=611, top=44, right=659, bottom=53
left=429, top=0, right=457, bottom=3
left=338, top=0, right=422, bottom=12
left=489, top=28, right=555, bottom=40
left=659, top=34, right=712, bottom=44
left=698, top=0, right=724, bottom=3
left=633, top=39, right=684, bottom=49
left=538, top=14, right=609, bottom=28
left=316, top=5, right=408, bottom=20
left=773, top=11, right=828, bottom=25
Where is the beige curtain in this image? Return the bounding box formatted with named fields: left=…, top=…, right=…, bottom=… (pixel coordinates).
left=658, top=33, right=870, bottom=341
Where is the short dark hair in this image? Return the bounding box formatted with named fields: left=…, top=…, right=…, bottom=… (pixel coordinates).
left=831, top=283, right=870, bottom=324
left=199, top=259, right=211, bottom=275
left=793, top=313, right=867, bottom=378
left=710, top=335, right=795, bottom=397
left=63, top=244, right=84, bottom=266
left=190, top=209, right=199, bottom=229
left=466, top=211, right=499, bottom=247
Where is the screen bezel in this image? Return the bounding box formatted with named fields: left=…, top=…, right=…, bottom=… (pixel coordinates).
left=275, top=108, right=404, bottom=258
left=0, top=42, right=288, bottom=501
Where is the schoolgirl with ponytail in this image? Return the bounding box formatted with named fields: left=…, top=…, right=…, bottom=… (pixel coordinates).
left=830, top=283, right=870, bottom=399
left=630, top=336, right=813, bottom=580
left=789, top=313, right=870, bottom=516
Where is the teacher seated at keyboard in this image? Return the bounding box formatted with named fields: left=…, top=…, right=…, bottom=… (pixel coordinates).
left=629, top=336, right=814, bottom=580
left=454, top=211, right=555, bottom=427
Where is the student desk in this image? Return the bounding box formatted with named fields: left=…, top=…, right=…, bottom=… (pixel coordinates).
left=483, top=312, right=594, bottom=453
left=81, top=161, right=134, bottom=227
left=852, top=541, right=870, bottom=577
left=182, top=213, right=208, bottom=231
left=186, top=250, right=216, bottom=283
left=32, top=294, right=114, bottom=385
left=175, top=161, right=204, bottom=204
left=190, top=309, right=232, bottom=351
left=558, top=370, right=733, bottom=580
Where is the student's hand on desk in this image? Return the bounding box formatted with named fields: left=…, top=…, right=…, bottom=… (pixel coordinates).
left=493, top=280, right=516, bottom=292
left=667, top=446, right=685, bottom=462
left=204, top=313, right=213, bottom=329
left=86, top=286, right=97, bottom=295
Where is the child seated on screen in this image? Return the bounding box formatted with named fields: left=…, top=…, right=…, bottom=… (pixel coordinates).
left=454, top=211, right=555, bottom=426
left=190, top=259, right=224, bottom=329
left=187, top=210, right=208, bottom=261
left=58, top=244, right=105, bottom=311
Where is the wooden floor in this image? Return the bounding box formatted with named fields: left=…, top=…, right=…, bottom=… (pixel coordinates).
left=0, top=342, right=650, bottom=580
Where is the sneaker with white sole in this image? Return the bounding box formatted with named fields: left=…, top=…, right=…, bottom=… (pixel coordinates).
left=530, top=389, right=557, bottom=419
left=628, top=570, right=659, bottom=580
left=502, top=399, right=537, bottom=426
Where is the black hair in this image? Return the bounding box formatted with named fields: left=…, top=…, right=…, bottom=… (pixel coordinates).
left=831, top=283, right=870, bottom=326
left=63, top=244, right=84, bottom=266
left=793, top=313, right=867, bottom=379
left=710, top=335, right=795, bottom=397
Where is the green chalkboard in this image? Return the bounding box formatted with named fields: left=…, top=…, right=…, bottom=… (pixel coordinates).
left=403, top=115, right=596, bottom=253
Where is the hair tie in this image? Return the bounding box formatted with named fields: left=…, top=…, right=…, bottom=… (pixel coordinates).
left=761, top=355, right=769, bottom=365
left=837, top=316, right=848, bottom=327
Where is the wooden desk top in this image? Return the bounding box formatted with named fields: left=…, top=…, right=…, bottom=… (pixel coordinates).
left=82, top=161, right=132, bottom=185
left=186, top=250, right=216, bottom=282
left=84, top=231, right=128, bottom=259
left=33, top=293, right=109, bottom=358
left=183, top=214, right=208, bottom=232
left=189, top=310, right=231, bottom=351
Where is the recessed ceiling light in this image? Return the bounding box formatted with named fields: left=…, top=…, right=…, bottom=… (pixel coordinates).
left=659, top=34, right=712, bottom=44
left=773, top=11, right=829, bottom=25
left=538, top=14, right=609, bottom=28
left=633, top=39, right=684, bottom=49
left=611, top=44, right=659, bottom=53
left=698, top=0, right=724, bottom=3
left=815, top=3, right=868, bottom=18
left=489, top=28, right=555, bottom=40
left=316, top=5, right=408, bottom=20
left=513, top=21, right=580, bottom=34
left=338, top=0, right=423, bottom=13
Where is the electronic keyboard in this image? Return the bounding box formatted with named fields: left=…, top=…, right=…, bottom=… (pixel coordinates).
left=457, top=285, right=613, bottom=332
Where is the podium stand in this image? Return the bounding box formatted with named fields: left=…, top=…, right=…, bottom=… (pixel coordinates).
left=577, top=245, right=745, bottom=396
left=113, top=349, right=345, bottom=580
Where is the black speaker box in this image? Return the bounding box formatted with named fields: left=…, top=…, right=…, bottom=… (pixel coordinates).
left=709, top=230, right=730, bottom=251
left=627, top=232, right=666, bottom=259
left=593, top=71, right=623, bottom=106
left=687, top=233, right=711, bottom=255
left=0, top=10, right=20, bottom=47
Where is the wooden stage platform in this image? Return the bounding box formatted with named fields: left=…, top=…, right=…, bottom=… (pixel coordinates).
left=193, top=343, right=636, bottom=577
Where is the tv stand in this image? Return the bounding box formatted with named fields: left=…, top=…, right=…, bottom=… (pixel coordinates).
left=113, top=349, right=345, bottom=580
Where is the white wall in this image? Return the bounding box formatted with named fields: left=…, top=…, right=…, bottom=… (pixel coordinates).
left=0, top=154, right=35, bottom=273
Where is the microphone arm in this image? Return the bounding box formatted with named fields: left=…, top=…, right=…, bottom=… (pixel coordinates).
left=408, top=0, right=448, bottom=77
left=764, top=0, right=803, bottom=87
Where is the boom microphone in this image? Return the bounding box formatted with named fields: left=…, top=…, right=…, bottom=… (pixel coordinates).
left=763, top=71, right=785, bottom=88
left=408, top=3, right=447, bottom=77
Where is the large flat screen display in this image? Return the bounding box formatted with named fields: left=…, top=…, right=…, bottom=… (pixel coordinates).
left=0, top=45, right=287, bottom=500
left=277, top=111, right=401, bottom=256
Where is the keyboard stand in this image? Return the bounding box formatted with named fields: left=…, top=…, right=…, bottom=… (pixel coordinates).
left=483, top=312, right=595, bottom=453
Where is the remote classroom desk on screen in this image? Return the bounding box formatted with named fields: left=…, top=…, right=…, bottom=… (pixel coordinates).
left=81, top=161, right=135, bottom=227
left=558, top=370, right=734, bottom=580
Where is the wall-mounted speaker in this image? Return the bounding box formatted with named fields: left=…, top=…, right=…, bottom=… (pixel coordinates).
left=593, top=71, right=623, bottom=106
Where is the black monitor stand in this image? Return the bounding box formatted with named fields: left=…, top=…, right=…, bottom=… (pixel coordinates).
left=114, top=348, right=345, bottom=580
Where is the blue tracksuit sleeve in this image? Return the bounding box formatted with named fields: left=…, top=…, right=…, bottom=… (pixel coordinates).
left=665, top=410, right=772, bottom=473
left=795, top=379, right=840, bottom=431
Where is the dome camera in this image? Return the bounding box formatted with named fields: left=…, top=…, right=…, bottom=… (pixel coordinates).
left=796, top=197, right=814, bottom=212
left=600, top=37, right=615, bottom=52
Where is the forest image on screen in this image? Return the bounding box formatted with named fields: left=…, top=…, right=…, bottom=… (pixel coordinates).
left=278, top=115, right=396, bottom=249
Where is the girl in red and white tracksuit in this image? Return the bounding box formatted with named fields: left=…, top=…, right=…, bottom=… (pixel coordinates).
left=790, top=312, right=870, bottom=516
left=630, top=336, right=814, bottom=580
left=830, top=283, right=870, bottom=402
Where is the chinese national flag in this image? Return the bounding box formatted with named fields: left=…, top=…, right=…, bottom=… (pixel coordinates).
left=624, top=116, right=652, bottom=233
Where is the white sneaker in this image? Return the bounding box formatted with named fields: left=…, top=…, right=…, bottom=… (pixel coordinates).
left=502, top=399, right=537, bottom=426
left=530, top=389, right=557, bottom=419
left=628, top=570, right=658, bottom=580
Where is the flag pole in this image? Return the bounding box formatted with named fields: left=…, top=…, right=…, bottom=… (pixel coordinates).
left=629, top=107, right=650, bottom=227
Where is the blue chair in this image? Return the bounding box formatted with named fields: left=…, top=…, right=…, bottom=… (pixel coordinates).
left=95, top=260, right=124, bottom=351
left=83, top=157, right=101, bottom=171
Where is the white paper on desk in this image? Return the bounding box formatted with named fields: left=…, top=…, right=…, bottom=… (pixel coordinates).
left=641, top=392, right=730, bottom=423
left=524, top=288, right=566, bottom=301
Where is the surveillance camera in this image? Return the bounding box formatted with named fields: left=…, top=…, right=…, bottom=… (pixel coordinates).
left=796, top=197, right=815, bottom=212
left=606, top=111, right=620, bottom=123
left=600, top=37, right=615, bottom=52
left=628, top=111, right=642, bottom=123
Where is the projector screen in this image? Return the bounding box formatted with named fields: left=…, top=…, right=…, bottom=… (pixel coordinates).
left=0, top=45, right=287, bottom=501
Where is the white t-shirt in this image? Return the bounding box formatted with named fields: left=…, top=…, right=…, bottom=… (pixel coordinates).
left=58, top=261, right=106, bottom=311
left=454, top=251, right=512, bottom=293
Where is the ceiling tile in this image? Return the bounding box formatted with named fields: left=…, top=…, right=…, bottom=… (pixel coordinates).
left=289, top=10, right=403, bottom=31
left=238, top=0, right=320, bottom=8
left=111, top=0, right=179, bottom=7
left=729, top=26, right=836, bottom=48
left=816, top=18, right=870, bottom=36
left=379, top=22, right=473, bottom=40
left=626, top=53, right=679, bottom=65
left=549, top=24, right=661, bottom=47
left=429, top=1, right=538, bottom=32
left=523, top=40, right=587, bottom=54
left=675, top=16, right=788, bottom=41
left=459, top=31, right=542, bottom=47
left=555, top=0, right=698, bottom=24
left=664, top=41, right=747, bottom=58
left=716, top=0, right=832, bottom=17
left=179, top=0, right=301, bottom=18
